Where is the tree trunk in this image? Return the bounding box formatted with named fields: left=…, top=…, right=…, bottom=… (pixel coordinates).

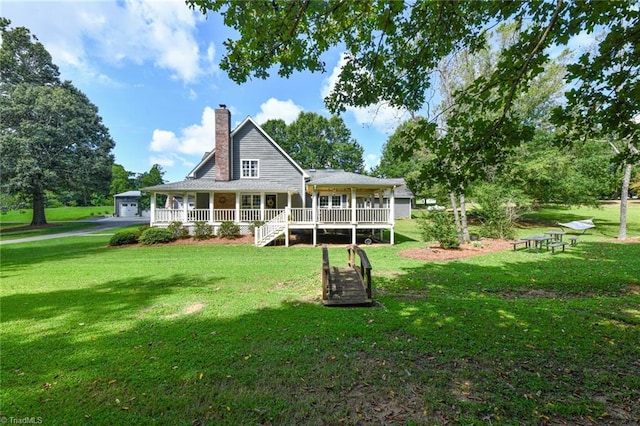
left=618, top=162, right=632, bottom=240
left=30, top=189, right=48, bottom=226
left=459, top=193, right=470, bottom=242
left=449, top=191, right=464, bottom=244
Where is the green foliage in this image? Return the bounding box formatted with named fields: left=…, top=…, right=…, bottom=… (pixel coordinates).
left=138, top=227, right=175, bottom=245
left=108, top=231, right=139, bottom=246
left=1, top=204, right=639, bottom=424
left=1, top=20, right=114, bottom=226
left=249, top=221, right=265, bottom=236
left=167, top=221, right=189, bottom=239
left=473, top=184, right=530, bottom=239
left=217, top=221, right=240, bottom=239
left=136, top=224, right=150, bottom=237
left=193, top=221, right=213, bottom=240
left=136, top=164, right=165, bottom=210
left=418, top=211, right=460, bottom=249
left=110, top=164, right=135, bottom=196
left=260, top=112, right=364, bottom=172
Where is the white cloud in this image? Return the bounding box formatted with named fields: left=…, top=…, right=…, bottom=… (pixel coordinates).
left=254, top=98, right=303, bottom=125
left=149, top=155, right=175, bottom=168
left=149, top=106, right=216, bottom=155
left=322, top=54, right=408, bottom=134
left=4, top=0, right=214, bottom=85
left=365, top=153, right=380, bottom=171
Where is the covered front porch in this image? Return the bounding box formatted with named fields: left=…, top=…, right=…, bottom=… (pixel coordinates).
left=148, top=185, right=395, bottom=246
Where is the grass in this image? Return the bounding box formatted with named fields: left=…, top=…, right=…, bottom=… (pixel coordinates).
left=1, top=206, right=114, bottom=240
left=1, top=203, right=639, bottom=424
left=0, top=206, right=113, bottom=223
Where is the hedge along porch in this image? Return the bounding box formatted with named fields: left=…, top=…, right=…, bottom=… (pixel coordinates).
left=144, top=105, right=402, bottom=246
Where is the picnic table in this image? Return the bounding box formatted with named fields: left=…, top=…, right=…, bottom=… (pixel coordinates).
left=545, top=230, right=566, bottom=242
left=521, top=235, right=553, bottom=252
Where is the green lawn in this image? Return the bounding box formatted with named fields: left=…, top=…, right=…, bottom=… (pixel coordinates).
left=1, top=204, right=639, bottom=424
left=0, top=206, right=114, bottom=240
left=0, top=205, right=113, bottom=223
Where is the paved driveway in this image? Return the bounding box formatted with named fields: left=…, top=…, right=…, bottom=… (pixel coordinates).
left=0, top=216, right=150, bottom=245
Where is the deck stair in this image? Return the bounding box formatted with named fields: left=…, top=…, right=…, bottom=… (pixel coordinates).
left=254, top=210, right=288, bottom=247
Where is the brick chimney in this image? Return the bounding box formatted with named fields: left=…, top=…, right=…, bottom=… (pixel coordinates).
left=215, top=104, right=231, bottom=181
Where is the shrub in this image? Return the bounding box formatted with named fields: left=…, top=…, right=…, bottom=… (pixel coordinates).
left=167, top=221, right=189, bottom=239
left=136, top=224, right=150, bottom=237
left=108, top=231, right=139, bottom=246
left=139, top=227, right=175, bottom=245
left=249, top=220, right=265, bottom=236
left=418, top=210, right=460, bottom=249
left=193, top=221, right=213, bottom=240
left=218, top=221, right=240, bottom=239
left=474, top=184, right=531, bottom=239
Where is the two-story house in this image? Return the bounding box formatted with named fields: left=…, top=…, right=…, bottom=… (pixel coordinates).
left=143, top=105, right=413, bottom=246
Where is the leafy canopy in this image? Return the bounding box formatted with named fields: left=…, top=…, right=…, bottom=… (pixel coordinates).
left=188, top=0, right=639, bottom=161
left=0, top=19, right=115, bottom=225
left=261, top=112, right=364, bottom=172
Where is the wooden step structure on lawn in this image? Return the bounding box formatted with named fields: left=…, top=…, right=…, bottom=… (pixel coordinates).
left=322, top=244, right=373, bottom=306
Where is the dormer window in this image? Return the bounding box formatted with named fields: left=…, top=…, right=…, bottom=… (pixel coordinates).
left=241, top=160, right=259, bottom=178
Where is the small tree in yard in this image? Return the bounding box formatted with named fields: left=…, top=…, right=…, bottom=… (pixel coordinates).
left=418, top=211, right=460, bottom=250
left=474, top=184, right=531, bottom=240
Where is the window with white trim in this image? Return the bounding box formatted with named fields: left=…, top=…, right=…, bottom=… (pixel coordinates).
left=241, top=160, right=259, bottom=178
left=319, top=195, right=347, bottom=208
left=241, top=194, right=261, bottom=209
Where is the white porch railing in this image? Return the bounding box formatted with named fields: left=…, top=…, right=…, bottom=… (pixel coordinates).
left=254, top=209, right=288, bottom=247
left=187, top=209, right=210, bottom=222
left=356, top=208, right=390, bottom=223
left=212, top=209, right=235, bottom=222
left=152, top=207, right=391, bottom=225
left=290, top=208, right=313, bottom=223
left=155, top=209, right=183, bottom=223
left=264, top=209, right=285, bottom=221
left=318, top=208, right=351, bottom=223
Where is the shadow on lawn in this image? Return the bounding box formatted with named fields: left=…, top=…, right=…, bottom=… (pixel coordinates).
left=0, top=237, right=111, bottom=272
left=1, top=241, right=638, bottom=425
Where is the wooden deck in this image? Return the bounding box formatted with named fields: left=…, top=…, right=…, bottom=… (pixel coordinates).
left=322, top=245, right=373, bottom=306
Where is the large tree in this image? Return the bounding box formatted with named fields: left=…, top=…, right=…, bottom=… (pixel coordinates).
left=188, top=0, right=638, bottom=167
left=0, top=20, right=114, bottom=225
left=261, top=112, right=364, bottom=172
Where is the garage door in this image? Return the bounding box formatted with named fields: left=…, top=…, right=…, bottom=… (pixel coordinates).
left=119, top=202, right=138, bottom=217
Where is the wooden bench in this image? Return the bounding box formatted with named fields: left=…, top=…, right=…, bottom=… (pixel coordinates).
left=568, top=236, right=578, bottom=246
left=322, top=244, right=373, bottom=306
left=510, top=240, right=528, bottom=251
left=549, top=241, right=567, bottom=254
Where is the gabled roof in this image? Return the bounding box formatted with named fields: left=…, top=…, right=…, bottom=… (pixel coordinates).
left=306, top=169, right=396, bottom=188
left=186, top=116, right=308, bottom=179
left=114, top=190, right=142, bottom=197
left=142, top=179, right=300, bottom=193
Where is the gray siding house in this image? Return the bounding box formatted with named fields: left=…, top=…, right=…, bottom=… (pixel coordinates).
left=144, top=106, right=413, bottom=246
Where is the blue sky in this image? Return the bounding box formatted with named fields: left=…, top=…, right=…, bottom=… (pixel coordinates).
left=2, top=0, right=412, bottom=183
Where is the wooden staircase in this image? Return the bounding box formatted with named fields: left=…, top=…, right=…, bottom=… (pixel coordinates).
left=254, top=210, right=287, bottom=247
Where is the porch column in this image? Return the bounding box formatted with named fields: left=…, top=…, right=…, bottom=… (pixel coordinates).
left=287, top=192, right=292, bottom=208
left=260, top=192, right=265, bottom=221
left=352, top=227, right=357, bottom=245
left=209, top=192, right=214, bottom=224
left=390, top=186, right=396, bottom=224
left=183, top=192, right=189, bottom=223
left=150, top=193, right=156, bottom=225
left=351, top=188, right=357, bottom=224
left=312, top=189, right=318, bottom=224
left=235, top=192, right=240, bottom=223
left=312, top=188, right=318, bottom=246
